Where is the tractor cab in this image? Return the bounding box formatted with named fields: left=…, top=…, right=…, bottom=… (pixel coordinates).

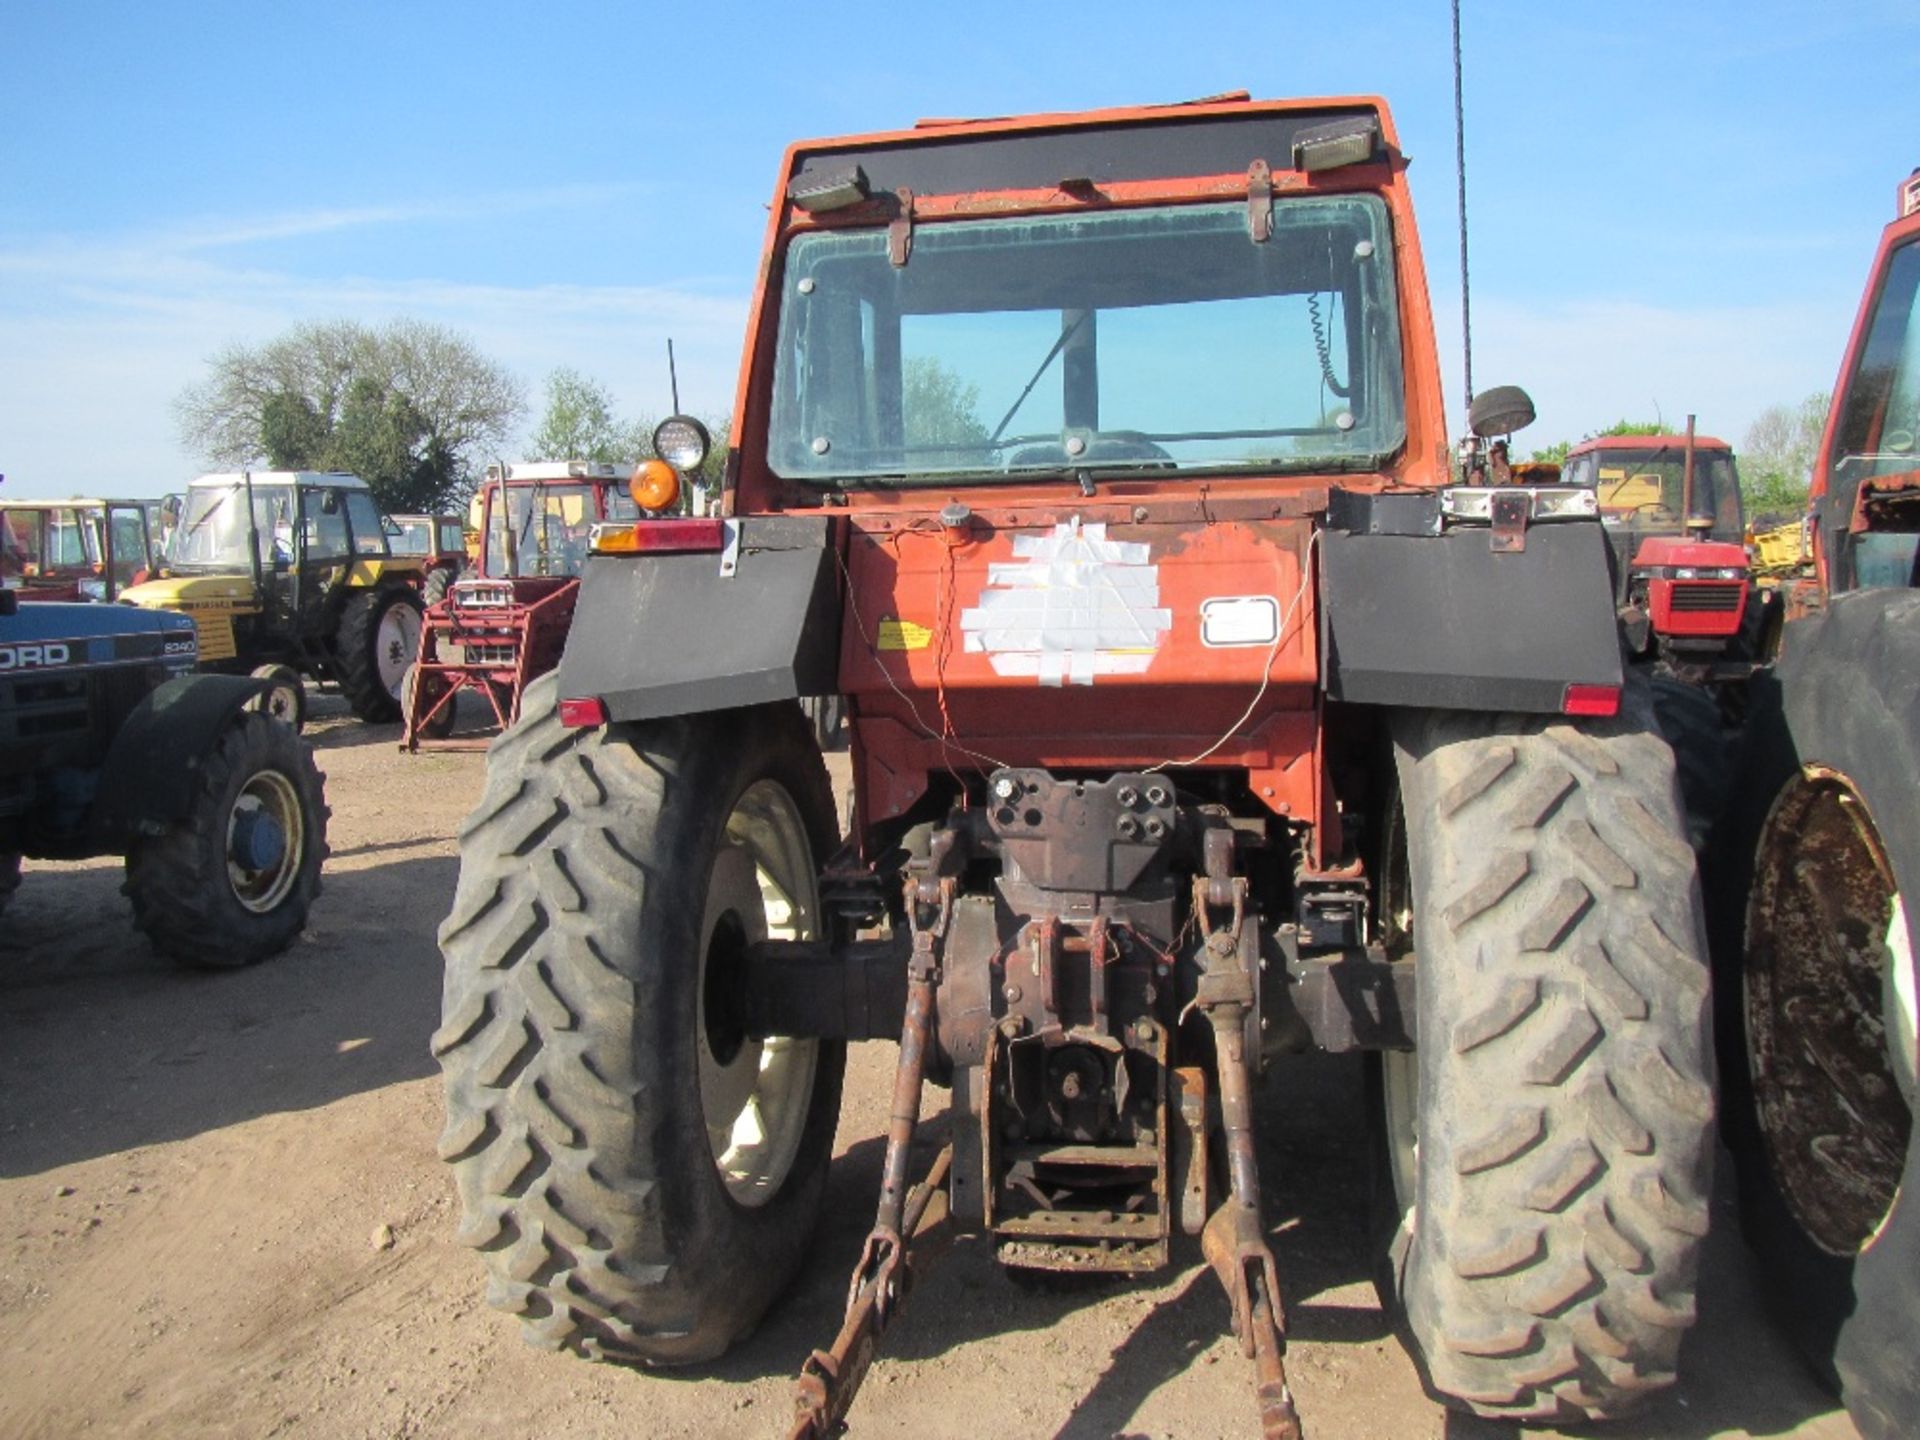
left=1564, top=434, right=1755, bottom=662
left=121, top=472, right=428, bottom=726
left=0, top=497, right=159, bottom=602
left=402, top=461, right=639, bottom=749
left=387, top=511, right=468, bottom=586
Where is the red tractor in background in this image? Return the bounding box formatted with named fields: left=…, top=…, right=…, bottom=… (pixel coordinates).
left=400, top=461, right=649, bottom=749
left=0, top=494, right=162, bottom=603
left=1706, top=167, right=1920, bottom=1440
left=1562, top=429, right=1772, bottom=845
left=1562, top=429, right=1768, bottom=674
left=386, top=511, right=468, bottom=603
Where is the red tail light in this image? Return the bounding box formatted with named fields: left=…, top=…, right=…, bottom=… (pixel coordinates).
left=558, top=696, right=609, bottom=728
left=593, top=518, right=727, bottom=554
left=1562, top=684, right=1622, bottom=718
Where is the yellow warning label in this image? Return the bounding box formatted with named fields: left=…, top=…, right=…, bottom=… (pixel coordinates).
left=876, top=618, right=933, bottom=651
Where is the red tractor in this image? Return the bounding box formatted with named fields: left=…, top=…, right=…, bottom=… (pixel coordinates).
left=0, top=495, right=162, bottom=603
left=386, top=511, right=468, bottom=602
left=400, top=462, right=646, bottom=749
left=1562, top=430, right=1772, bottom=845
left=1562, top=430, right=1765, bottom=673
left=434, top=95, right=1715, bottom=1436
left=1707, top=167, right=1920, bottom=1440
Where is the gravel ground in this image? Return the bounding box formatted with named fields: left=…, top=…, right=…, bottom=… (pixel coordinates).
left=0, top=693, right=1859, bottom=1439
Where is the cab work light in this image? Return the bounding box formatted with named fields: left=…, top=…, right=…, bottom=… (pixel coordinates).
left=628, top=458, right=681, bottom=513
left=1561, top=683, right=1622, bottom=718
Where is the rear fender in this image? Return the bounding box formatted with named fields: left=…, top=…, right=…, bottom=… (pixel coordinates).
left=1322, top=493, right=1624, bottom=712
left=556, top=515, right=840, bottom=721
left=90, top=674, right=266, bottom=845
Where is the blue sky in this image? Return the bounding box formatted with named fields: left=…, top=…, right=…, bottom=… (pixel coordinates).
left=2, top=0, right=1915, bottom=497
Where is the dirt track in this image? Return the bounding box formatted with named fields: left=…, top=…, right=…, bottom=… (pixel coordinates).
left=0, top=695, right=1861, bottom=1439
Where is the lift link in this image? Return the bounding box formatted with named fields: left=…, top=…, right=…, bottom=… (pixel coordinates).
left=1194, top=876, right=1305, bottom=1440
left=788, top=881, right=955, bottom=1440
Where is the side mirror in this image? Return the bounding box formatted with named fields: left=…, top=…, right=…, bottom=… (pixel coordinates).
left=1468, top=385, right=1537, bottom=439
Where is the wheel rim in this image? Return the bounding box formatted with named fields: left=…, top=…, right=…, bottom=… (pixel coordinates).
left=375, top=602, right=420, bottom=698
left=1746, top=770, right=1912, bottom=1255
left=225, top=769, right=305, bottom=914
left=264, top=679, right=299, bottom=724
left=696, top=778, right=822, bottom=1207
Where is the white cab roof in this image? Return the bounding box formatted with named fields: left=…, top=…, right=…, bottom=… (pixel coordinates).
left=187, top=471, right=371, bottom=490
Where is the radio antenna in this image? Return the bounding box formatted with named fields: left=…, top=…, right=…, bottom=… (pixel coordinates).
left=1452, top=0, right=1474, bottom=417
left=667, top=338, right=682, bottom=415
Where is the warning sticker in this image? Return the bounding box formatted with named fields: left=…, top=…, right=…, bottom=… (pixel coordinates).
left=959, top=518, right=1172, bottom=686
left=876, top=618, right=933, bottom=651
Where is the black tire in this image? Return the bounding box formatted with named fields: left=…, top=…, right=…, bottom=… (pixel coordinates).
left=335, top=587, right=423, bottom=722
left=1705, top=590, right=1919, bottom=1440
left=434, top=674, right=845, bottom=1364
left=0, top=852, right=19, bottom=920
left=1377, top=679, right=1714, bottom=1422
left=1649, top=672, right=1728, bottom=851
left=402, top=662, right=457, bottom=740
left=801, top=694, right=845, bottom=752
left=423, top=567, right=452, bottom=609
left=123, top=711, right=328, bottom=968
left=249, top=662, right=307, bottom=732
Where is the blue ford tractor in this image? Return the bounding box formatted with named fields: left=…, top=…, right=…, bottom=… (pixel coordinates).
left=0, top=587, right=326, bottom=964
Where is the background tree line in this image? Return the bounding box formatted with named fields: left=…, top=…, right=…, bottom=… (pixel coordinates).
left=1530, top=395, right=1831, bottom=525
left=176, top=319, right=725, bottom=514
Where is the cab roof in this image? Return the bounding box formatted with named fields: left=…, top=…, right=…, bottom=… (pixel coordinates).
left=1567, top=434, right=1732, bottom=456
left=483, top=461, right=629, bottom=484
left=782, top=94, right=1398, bottom=202
left=187, top=471, right=370, bottom=489
left=0, top=497, right=151, bottom=510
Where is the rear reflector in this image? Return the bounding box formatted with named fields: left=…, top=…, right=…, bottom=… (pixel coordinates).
left=558, top=696, right=609, bottom=728
left=1562, top=684, right=1622, bottom=718
left=592, top=518, right=727, bottom=555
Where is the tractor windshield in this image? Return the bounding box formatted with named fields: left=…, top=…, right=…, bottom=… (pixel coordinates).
left=484, top=483, right=639, bottom=577
left=768, top=195, right=1405, bottom=486
left=168, top=483, right=296, bottom=573
left=391, top=518, right=435, bottom=555
left=1564, top=446, right=1745, bottom=543
left=1827, top=234, right=1920, bottom=587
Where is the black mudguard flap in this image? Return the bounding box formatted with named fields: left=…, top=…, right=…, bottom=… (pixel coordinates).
left=557, top=514, right=841, bottom=722
left=1322, top=520, right=1623, bottom=713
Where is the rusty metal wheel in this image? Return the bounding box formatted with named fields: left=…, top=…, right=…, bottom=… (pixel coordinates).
left=1708, top=590, right=1920, bottom=1440
left=1745, top=769, right=1911, bottom=1255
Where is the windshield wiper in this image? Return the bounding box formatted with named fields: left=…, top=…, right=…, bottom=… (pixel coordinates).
left=988, top=311, right=1092, bottom=443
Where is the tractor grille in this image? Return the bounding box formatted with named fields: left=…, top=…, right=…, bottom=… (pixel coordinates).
left=467, top=643, right=519, bottom=666
left=1668, top=583, right=1744, bottom=613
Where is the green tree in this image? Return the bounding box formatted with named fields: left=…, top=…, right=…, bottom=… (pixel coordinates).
left=903, top=355, right=988, bottom=450
left=528, top=367, right=652, bottom=464
left=176, top=319, right=525, bottom=511
left=1741, top=392, right=1828, bottom=522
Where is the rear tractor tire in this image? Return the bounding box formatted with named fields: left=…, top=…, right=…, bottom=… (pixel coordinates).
left=423, top=567, right=452, bottom=609
left=336, top=587, right=423, bottom=723
left=1375, top=681, right=1715, bottom=1422
left=123, top=711, right=328, bottom=968
left=434, top=675, right=845, bottom=1364
left=1707, top=591, right=1919, bottom=1440
left=0, top=852, right=20, bottom=920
